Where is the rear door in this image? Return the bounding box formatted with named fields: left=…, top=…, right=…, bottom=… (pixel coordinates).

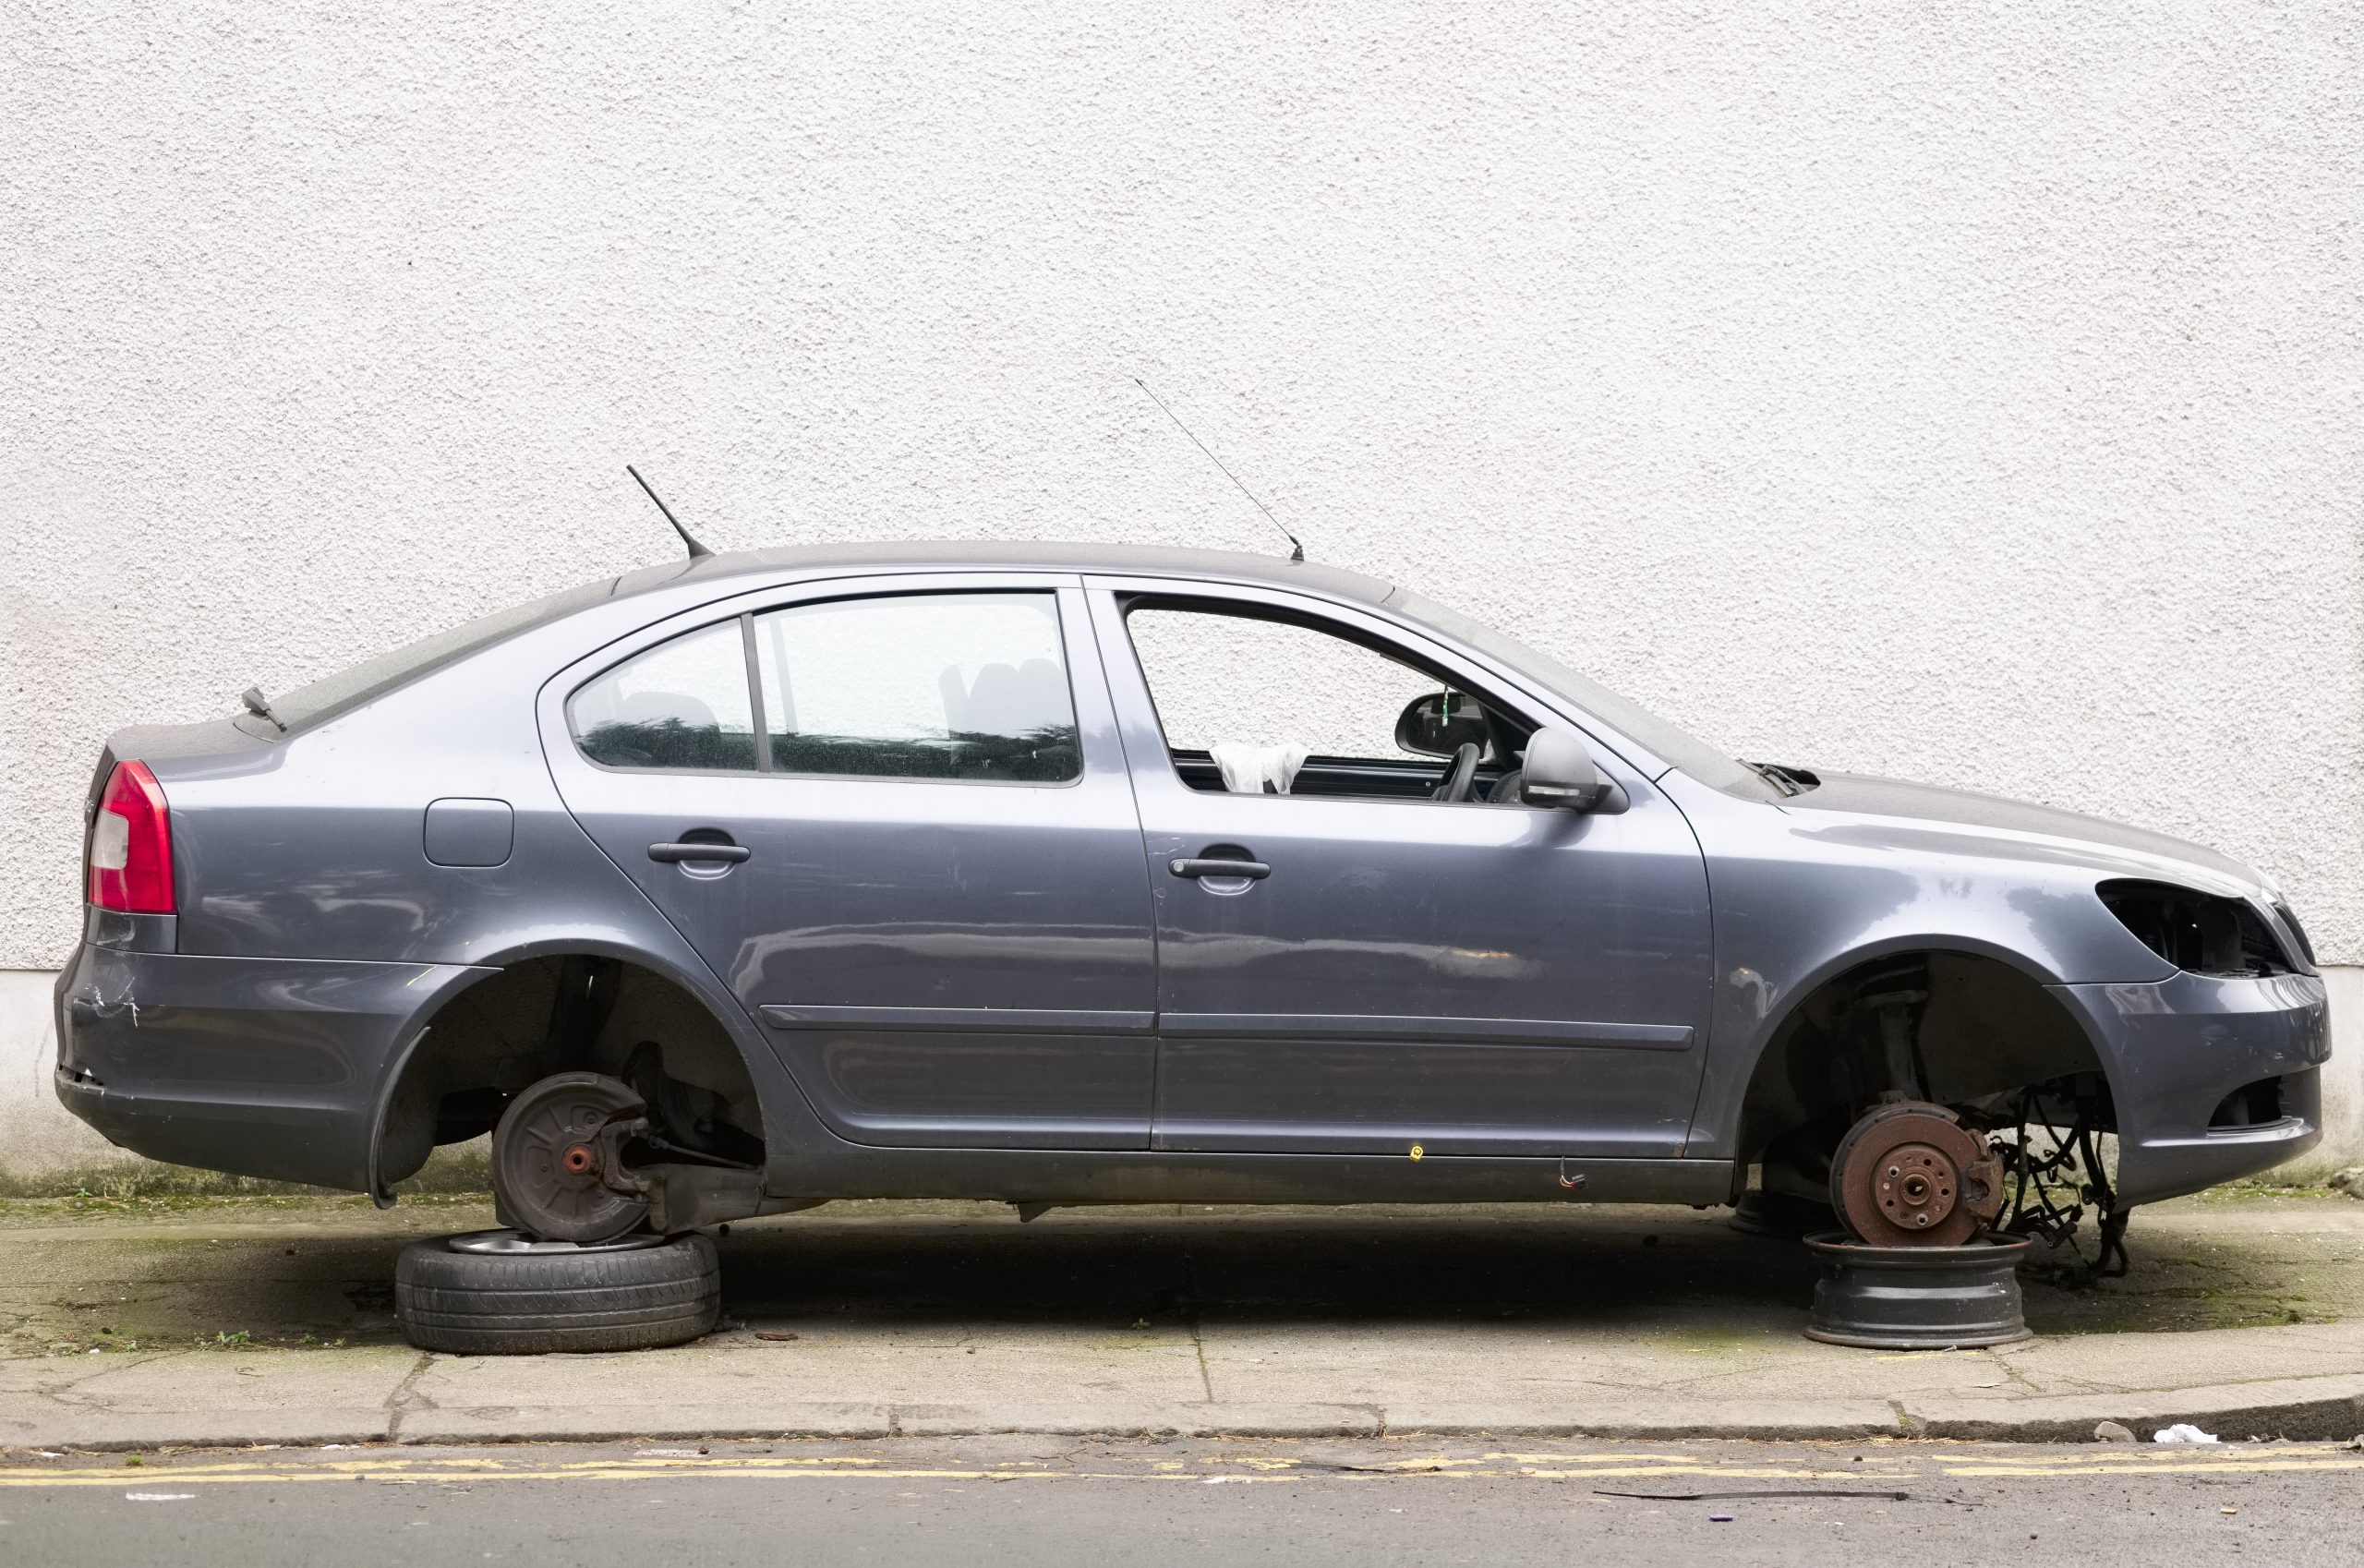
left=542, top=573, right=1159, bottom=1150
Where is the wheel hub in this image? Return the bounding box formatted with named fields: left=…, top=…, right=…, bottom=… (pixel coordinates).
left=490, top=1071, right=653, bottom=1243
left=1875, top=1142, right=1958, bottom=1231
left=1830, top=1102, right=2002, bottom=1248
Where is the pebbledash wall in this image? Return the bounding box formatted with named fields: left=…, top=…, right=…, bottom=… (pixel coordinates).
left=3, top=6, right=2359, bottom=1188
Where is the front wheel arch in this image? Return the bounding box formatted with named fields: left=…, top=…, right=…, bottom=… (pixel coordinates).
left=1725, top=946, right=2113, bottom=1203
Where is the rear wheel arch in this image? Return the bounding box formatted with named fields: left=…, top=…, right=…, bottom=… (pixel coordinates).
left=367, top=943, right=774, bottom=1205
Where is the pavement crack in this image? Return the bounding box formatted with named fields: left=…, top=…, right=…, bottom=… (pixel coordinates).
left=43, top=1349, right=189, bottom=1408
left=382, top=1352, right=433, bottom=1441
left=2038, top=1373, right=2131, bottom=1395
left=1177, top=1248, right=1212, bottom=1403
left=1981, top=1347, right=2044, bottom=1395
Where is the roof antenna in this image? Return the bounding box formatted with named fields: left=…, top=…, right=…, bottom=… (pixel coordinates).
left=1133, top=377, right=1304, bottom=562
left=626, top=464, right=713, bottom=560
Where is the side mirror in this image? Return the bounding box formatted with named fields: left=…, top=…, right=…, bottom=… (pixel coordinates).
left=1518, top=727, right=1624, bottom=813
left=1395, top=692, right=1490, bottom=758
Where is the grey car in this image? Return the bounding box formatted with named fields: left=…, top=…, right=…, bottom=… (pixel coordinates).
left=56, top=541, right=2326, bottom=1267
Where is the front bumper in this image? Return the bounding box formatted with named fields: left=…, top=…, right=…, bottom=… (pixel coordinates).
left=2050, top=969, right=2329, bottom=1206
left=53, top=944, right=489, bottom=1190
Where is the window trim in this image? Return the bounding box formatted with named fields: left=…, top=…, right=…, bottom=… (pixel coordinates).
left=738, top=613, right=773, bottom=773
left=561, top=583, right=1091, bottom=790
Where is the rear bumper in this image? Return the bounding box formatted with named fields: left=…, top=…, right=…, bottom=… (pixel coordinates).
left=52, top=944, right=489, bottom=1190
left=2050, top=970, right=2329, bottom=1206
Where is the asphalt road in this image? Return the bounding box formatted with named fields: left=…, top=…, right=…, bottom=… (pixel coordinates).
left=5, top=1435, right=2361, bottom=1566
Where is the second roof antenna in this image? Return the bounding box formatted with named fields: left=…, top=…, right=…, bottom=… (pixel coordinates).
left=1134, top=377, right=1304, bottom=562
left=626, top=464, right=714, bottom=561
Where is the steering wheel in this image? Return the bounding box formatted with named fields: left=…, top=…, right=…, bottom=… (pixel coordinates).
left=1432, top=742, right=1481, bottom=803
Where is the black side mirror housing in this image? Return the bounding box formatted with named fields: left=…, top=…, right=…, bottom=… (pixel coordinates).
left=1518, top=727, right=1625, bottom=813
left=1395, top=692, right=1490, bottom=758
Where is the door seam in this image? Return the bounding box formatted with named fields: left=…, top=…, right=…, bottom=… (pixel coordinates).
left=1081, top=585, right=1168, bottom=1152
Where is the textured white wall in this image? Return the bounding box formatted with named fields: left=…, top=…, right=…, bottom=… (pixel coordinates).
left=4, top=2, right=2360, bottom=979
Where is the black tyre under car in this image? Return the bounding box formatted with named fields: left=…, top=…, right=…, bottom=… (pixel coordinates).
left=393, top=1230, right=719, bottom=1355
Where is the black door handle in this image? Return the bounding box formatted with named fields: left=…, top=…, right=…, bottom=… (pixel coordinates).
left=1170, top=857, right=1270, bottom=881
left=649, top=841, right=750, bottom=864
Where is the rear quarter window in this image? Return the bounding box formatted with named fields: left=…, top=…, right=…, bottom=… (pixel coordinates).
left=568, top=620, right=760, bottom=771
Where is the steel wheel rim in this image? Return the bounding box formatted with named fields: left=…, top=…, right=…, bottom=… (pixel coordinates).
left=445, top=1228, right=669, bottom=1256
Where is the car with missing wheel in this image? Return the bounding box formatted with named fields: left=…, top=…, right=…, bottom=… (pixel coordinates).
left=56, top=541, right=2328, bottom=1351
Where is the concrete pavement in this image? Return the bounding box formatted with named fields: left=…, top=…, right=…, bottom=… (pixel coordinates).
left=5, top=1192, right=2363, bottom=1450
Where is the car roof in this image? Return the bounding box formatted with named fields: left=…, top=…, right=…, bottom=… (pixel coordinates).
left=612, top=539, right=1395, bottom=609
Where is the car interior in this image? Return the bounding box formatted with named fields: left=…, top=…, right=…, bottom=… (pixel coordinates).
left=1120, top=597, right=1545, bottom=805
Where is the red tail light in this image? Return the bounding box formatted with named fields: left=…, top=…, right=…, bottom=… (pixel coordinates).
left=89, top=761, right=175, bottom=914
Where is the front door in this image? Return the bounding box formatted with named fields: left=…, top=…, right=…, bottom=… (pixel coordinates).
left=1088, top=580, right=1713, bottom=1158
left=545, top=574, right=1158, bottom=1150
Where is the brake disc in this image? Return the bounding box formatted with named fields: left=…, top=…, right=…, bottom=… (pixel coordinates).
left=490, top=1071, right=652, bottom=1243
left=1829, top=1101, right=2003, bottom=1248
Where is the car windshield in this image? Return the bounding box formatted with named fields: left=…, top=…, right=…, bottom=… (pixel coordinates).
left=1387, top=589, right=1773, bottom=797
left=261, top=575, right=629, bottom=731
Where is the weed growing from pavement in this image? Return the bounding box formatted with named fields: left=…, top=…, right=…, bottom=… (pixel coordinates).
left=2195, top=1178, right=2348, bottom=1204
left=19, top=1327, right=362, bottom=1357
left=2, top=1189, right=492, bottom=1224
left=0, top=1144, right=493, bottom=1205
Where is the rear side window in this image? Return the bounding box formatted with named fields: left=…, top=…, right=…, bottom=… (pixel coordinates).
left=569, top=621, right=760, bottom=771
left=568, top=590, right=1080, bottom=783
left=754, top=593, right=1079, bottom=782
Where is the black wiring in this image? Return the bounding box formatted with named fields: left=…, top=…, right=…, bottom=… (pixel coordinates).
left=1995, top=1086, right=2129, bottom=1285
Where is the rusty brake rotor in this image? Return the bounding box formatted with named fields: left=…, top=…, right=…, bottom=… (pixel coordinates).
left=1829, top=1101, right=2003, bottom=1248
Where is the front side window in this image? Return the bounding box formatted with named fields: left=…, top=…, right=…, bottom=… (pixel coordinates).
left=1123, top=600, right=1531, bottom=802
left=754, top=593, right=1080, bottom=782
left=569, top=619, right=759, bottom=771
left=1128, top=607, right=1444, bottom=760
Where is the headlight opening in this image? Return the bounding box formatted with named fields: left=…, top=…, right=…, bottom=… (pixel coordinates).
left=2098, top=880, right=2302, bottom=978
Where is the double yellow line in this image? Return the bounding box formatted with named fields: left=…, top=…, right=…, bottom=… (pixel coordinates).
left=3, top=1446, right=2358, bottom=1490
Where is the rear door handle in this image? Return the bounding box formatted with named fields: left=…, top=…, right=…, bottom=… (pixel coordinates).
left=1169, top=857, right=1270, bottom=880
left=649, top=841, right=751, bottom=864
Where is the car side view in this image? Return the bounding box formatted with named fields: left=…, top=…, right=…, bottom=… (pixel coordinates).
left=56, top=541, right=2328, bottom=1348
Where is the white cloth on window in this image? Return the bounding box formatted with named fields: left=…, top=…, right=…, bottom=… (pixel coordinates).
left=1209, top=742, right=1311, bottom=795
